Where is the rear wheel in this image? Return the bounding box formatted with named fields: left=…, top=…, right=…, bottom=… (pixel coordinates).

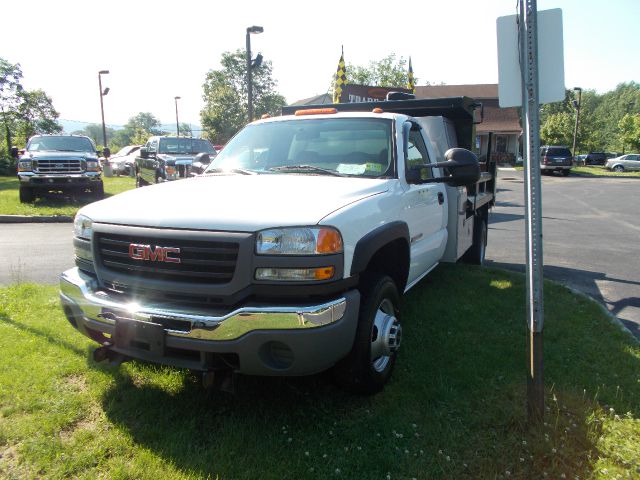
left=462, top=213, right=487, bottom=265
left=561, top=169, right=570, bottom=176
left=334, top=274, right=401, bottom=395
left=19, top=186, right=34, bottom=203
left=613, top=165, right=624, bottom=172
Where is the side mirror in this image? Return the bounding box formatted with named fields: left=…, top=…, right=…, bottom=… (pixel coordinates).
left=194, top=152, right=211, bottom=164
left=432, top=148, right=481, bottom=187
left=10, top=146, right=19, bottom=159
left=102, top=147, right=111, bottom=158
left=140, top=147, right=149, bottom=159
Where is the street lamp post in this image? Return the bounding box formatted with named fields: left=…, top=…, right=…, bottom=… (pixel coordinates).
left=246, top=25, right=264, bottom=123
left=572, top=87, right=582, bottom=163
left=174, top=96, right=181, bottom=137
left=98, top=70, right=110, bottom=149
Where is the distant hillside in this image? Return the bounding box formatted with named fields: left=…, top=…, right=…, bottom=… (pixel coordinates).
left=59, top=119, right=202, bottom=137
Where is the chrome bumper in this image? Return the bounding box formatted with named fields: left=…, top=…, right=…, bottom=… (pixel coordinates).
left=60, top=267, right=348, bottom=341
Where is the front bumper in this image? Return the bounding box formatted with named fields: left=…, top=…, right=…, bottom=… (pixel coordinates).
left=60, top=267, right=360, bottom=375
left=19, top=172, right=102, bottom=189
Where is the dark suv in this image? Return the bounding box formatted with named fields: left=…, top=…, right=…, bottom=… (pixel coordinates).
left=584, top=152, right=607, bottom=166
left=540, top=146, right=573, bottom=176
left=135, top=136, right=217, bottom=186
left=14, top=135, right=104, bottom=202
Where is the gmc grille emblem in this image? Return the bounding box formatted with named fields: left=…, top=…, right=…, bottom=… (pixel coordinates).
left=128, top=244, right=181, bottom=263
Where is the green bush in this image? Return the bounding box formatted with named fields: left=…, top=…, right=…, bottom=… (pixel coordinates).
left=0, top=157, right=16, bottom=176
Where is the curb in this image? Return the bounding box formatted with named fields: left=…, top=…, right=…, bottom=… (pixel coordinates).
left=0, top=215, right=73, bottom=223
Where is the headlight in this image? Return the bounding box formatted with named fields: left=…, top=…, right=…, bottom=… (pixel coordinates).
left=256, top=267, right=335, bottom=281
left=74, top=214, right=93, bottom=240
left=18, top=160, right=32, bottom=172
left=256, top=227, right=343, bottom=255
left=86, top=160, right=100, bottom=172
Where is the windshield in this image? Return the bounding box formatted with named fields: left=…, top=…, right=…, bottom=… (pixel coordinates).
left=27, top=136, right=95, bottom=153
left=158, top=138, right=216, bottom=154
left=206, top=118, right=394, bottom=178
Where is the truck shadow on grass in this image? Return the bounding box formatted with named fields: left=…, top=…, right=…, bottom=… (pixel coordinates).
left=96, top=265, right=639, bottom=479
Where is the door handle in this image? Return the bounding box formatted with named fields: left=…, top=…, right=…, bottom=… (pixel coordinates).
left=438, top=192, right=445, bottom=205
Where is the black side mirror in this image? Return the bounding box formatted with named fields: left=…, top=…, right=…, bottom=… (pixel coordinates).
left=10, top=146, right=19, bottom=159
left=432, top=148, right=481, bottom=187
left=195, top=152, right=211, bottom=164
left=102, top=147, right=111, bottom=158
left=140, top=147, right=149, bottom=159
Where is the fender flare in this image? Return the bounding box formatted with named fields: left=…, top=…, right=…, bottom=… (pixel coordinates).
left=350, top=221, right=410, bottom=276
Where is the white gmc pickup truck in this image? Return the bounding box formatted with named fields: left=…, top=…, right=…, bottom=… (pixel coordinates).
left=60, top=96, right=495, bottom=394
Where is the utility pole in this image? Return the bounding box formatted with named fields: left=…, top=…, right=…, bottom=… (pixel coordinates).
left=519, top=0, right=545, bottom=421
left=572, top=87, right=582, bottom=160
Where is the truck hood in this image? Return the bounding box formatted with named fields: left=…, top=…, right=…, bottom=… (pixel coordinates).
left=81, top=174, right=389, bottom=231
left=24, top=151, right=98, bottom=161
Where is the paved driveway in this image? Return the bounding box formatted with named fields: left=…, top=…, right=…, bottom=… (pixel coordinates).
left=486, top=169, right=640, bottom=339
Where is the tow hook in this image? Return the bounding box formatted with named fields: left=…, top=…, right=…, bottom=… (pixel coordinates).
left=92, top=343, right=129, bottom=366
left=202, top=369, right=236, bottom=394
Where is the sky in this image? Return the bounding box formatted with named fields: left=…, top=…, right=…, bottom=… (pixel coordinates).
left=2, top=0, right=638, bottom=129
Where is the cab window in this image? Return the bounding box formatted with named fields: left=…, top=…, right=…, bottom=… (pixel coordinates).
left=406, top=126, right=432, bottom=180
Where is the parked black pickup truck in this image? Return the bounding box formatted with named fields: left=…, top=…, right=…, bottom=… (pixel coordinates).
left=135, top=136, right=217, bottom=186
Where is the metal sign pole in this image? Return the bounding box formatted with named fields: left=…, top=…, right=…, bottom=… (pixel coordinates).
left=520, top=0, right=545, bottom=420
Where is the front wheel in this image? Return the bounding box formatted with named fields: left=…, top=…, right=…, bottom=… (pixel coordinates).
left=334, top=274, right=402, bottom=395
left=613, top=165, right=624, bottom=172
left=19, top=186, right=34, bottom=203
left=561, top=169, right=570, bottom=176
left=93, top=182, right=105, bottom=199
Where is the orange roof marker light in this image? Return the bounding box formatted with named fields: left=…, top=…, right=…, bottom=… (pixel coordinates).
left=261, top=113, right=271, bottom=119
left=294, top=108, right=338, bottom=116
left=372, top=108, right=384, bottom=113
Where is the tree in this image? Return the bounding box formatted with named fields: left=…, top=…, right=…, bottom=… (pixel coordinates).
left=15, top=89, right=62, bottom=142
left=72, top=123, right=116, bottom=148
left=178, top=122, right=192, bottom=137
left=346, top=54, right=419, bottom=88
left=618, top=113, right=640, bottom=153
left=0, top=58, right=24, bottom=154
left=200, top=49, right=286, bottom=144
left=122, top=112, right=164, bottom=145
left=540, top=112, right=574, bottom=146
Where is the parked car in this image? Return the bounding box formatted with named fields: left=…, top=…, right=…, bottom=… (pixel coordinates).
left=575, top=154, right=587, bottom=165
left=135, top=136, right=217, bottom=186
left=584, top=152, right=607, bottom=166
left=107, top=145, right=141, bottom=176
left=14, top=134, right=103, bottom=202
left=605, top=154, right=640, bottom=172
left=540, top=145, right=573, bottom=176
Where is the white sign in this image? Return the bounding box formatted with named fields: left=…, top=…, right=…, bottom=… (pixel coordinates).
left=497, top=8, right=565, bottom=107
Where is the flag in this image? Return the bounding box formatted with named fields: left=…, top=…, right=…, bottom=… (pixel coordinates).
left=407, top=56, right=415, bottom=94
left=333, top=46, right=347, bottom=104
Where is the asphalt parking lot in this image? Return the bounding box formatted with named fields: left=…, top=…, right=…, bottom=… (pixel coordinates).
left=486, top=169, right=640, bottom=339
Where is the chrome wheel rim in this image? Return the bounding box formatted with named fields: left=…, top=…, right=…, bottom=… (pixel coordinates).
left=370, top=298, right=402, bottom=373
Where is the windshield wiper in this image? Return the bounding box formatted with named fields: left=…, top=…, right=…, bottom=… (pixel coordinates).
left=269, top=165, right=345, bottom=177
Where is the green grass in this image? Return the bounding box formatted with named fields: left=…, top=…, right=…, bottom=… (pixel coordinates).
left=0, top=175, right=136, bottom=217
left=1, top=265, right=638, bottom=479
left=571, top=166, right=640, bottom=177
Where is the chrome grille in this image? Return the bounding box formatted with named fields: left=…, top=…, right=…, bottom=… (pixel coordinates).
left=35, top=158, right=83, bottom=173
left=96, top=233, right=239, bottom=285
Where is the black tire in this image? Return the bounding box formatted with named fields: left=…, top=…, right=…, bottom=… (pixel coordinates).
left=19, top=186, right=34, bottom=203
left=561, top=169, right=570, bottom=176
left=462, top=214, right=487, bottom=265
left=135, top=175, right=146, bottom=188
left=334, top=274, right=402, bottom=395
left=93, top=182, right=105, bottom=199
left=613, top=165, right=624, bottom=172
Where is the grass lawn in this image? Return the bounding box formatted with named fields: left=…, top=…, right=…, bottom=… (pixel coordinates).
left=0, top=175, right=136, bottom=217
left=1, top=264, right=638, bottom=479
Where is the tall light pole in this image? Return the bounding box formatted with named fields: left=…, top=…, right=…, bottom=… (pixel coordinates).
left=572, top=87, right=582, bottom=162
left=174, top=96, right=181, bottom=137
left=246, top=25, right=264, bottom=123
left=98, top=70, right=110, bottom=149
